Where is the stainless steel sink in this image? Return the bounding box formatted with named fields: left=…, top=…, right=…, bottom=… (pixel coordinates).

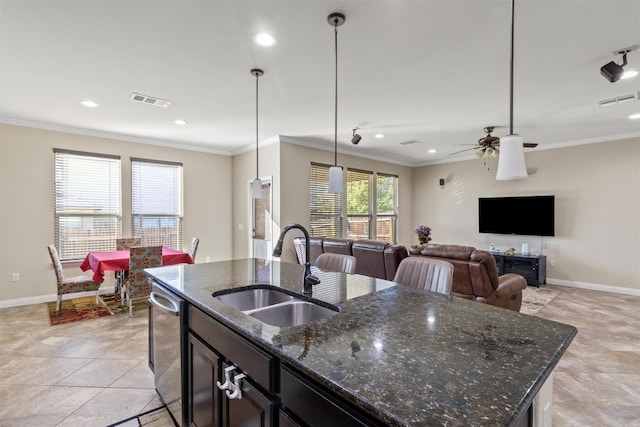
left=214, top=288, right=292, bottom=311
left=249, top=301, right=339, bottom=327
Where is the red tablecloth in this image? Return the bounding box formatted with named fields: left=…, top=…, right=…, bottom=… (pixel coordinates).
left=80, top=247, right=194, bottom=283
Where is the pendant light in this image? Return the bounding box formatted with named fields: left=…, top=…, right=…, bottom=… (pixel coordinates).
left=496, top=0, right=528, bottom=181
left=251, top=68, right=264, bottom=198
left=327, top=12, right=345, bottom=194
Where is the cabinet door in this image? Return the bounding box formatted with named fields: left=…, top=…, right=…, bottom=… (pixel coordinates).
left=222, top=365, right=274, bottom=427
left=188, top=333, right=220, bottom=427
left=281, top=366, right=381, bottom=427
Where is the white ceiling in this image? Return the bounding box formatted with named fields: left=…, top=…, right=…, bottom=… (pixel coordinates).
left=1, top=0, right=639, bottom=166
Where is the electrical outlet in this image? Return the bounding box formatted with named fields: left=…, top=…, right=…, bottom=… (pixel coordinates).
left=11, top=273, right=20, bottom=282
left=549, top=259, right=556, bottom=267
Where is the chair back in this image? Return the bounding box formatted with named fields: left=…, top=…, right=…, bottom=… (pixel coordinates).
left=393, top=257, right=454, bottom=295
left=189, top=237, right=199, bottom=261
left=47, top=244, right=64, bottom=284
left=315, top=253, right=357, bottom=274
left=128, top=246, right=162, bottom=299
left=116, top=237, right=142, bottom=250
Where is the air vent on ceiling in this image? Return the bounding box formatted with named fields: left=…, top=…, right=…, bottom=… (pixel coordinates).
left=130, top=93, right=171, bottom=108
left=597, top=92, right=638, bottom=108
left=399, top=139, right=424, bottom=146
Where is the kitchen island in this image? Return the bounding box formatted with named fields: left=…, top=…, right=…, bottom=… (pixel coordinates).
left=146, top=258, right=577, bottom=427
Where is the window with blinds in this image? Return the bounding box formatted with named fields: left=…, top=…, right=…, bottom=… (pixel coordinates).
left=376, top=173, right=398, bottom=243
left=347, top=168, right=373, bottom=240
left=54, top=149, right=122, bottom=261
left=310, top=163, right=342, bottom=237
left=131, top=158, right=183, bottom=249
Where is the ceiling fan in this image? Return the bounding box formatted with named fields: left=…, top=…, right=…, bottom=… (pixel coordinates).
left=449, top=126, right=538, bottom=158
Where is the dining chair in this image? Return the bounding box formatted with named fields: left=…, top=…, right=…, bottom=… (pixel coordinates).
left=116, top=237, right=142, bottom=250
left=188, top=237, right=199, bottom=261
left=115, top=237, right=142, bottom=300
left=124, top=246, right=162, bottom=316
left=47, top=244, right=102, bottom=312
left=393, top=257, right=454, bottom=295
left=315, top=253, right=357, bottom=274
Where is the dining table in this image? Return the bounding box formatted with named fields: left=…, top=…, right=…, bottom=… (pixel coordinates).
left=80, top=247, right=194, bottom=284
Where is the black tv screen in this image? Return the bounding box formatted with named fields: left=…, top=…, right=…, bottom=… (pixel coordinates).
left=478, top=195, right=555, bottom=236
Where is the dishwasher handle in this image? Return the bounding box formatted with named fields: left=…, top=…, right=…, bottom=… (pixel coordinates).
left=149, top=291, right=180, bottom=316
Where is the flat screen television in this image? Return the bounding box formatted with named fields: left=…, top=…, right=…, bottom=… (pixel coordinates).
left=478, top=195, right=555, bottom=236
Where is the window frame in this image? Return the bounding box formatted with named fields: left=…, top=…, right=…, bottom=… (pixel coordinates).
left=53, top=148, right=122, bottom=261
left=131, top=157, right=184, bottom=250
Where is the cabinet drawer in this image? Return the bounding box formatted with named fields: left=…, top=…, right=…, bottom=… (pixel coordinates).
left=189, top=305, right=274, bottom=393
left=281, top=365, right=382, bottom=427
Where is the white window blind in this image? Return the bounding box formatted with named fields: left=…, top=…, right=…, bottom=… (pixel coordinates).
left=310, top=162, right=342, bottom=237
left=376, top=172, right=398, bottom=243
left=347, top=168, right=373, bottom=239
left=54, top=149, right=121, bottom=261
left=131, top=158, right=183, bottom=249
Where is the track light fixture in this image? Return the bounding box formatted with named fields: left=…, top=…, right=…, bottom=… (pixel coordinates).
left=351, top=127, right=361, bottom=145
left=601, top=46, right=637, bottom=83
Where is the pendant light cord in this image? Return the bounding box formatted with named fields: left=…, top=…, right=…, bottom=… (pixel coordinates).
left=509, top=0, right=515, bottom=136
left=255, top=72, right=259, bottom=179
left=333, top=21, right=338, bottom=166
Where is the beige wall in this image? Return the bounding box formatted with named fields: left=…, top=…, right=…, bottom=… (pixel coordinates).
left=0, top=124, right=233, bottom=305
left=231, top=141, right=280, bottom=260
left=2, top=122, right=637, bottom=305
left=265, top=141, right=414, bottom=264
left=413, top=137, right=640, bottom=292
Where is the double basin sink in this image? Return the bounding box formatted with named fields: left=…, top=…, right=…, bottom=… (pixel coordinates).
left=213, top=286, right=340, bottom=327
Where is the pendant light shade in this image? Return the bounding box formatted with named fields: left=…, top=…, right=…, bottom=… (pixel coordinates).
left=251, top=68, right=263, bottom=199
left=496, top=0, right=528, bottom=181
left=327, top=12, right=345, bottom=194
left=496, top=134, right=528, bottom=180
left=328, top=165, right=343, bottom=193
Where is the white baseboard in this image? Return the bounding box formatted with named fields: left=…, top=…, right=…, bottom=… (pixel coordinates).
left=0, top=288, right=117, bottom=309
left=546, top=278, right=640, bottom=297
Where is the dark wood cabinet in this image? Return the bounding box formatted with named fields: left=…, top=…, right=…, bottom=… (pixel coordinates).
left=280, top=365, right=383, bottom=427
left=186, top=305, right=382, bottom=427
left=222, top=363, right=274, bottom=427
left=493, top=253, right=547, bottom=287
left=187, top=333, right=220, bottom=427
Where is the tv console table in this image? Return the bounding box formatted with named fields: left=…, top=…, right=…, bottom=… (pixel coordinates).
left=492, top=253, right=546, bottom=287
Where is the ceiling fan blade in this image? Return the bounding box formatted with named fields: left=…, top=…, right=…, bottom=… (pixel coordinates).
left=523, top=143, right=538, bottom=148
left=449, top=147, right=480, bottom=156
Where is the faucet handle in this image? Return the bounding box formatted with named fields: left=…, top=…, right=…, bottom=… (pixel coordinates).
left=306, top=274, right=320, bottom=286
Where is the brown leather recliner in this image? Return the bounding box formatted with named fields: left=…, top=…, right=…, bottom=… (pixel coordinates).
left=409, top=244, right=527, bottom=311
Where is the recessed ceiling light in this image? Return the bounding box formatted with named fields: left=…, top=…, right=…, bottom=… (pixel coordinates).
left=374, top=133, right=384, bottom=139
left=428, top=149, right=437, bottom=154
left=174, top=119, right=187, bottom=125
left=254, top=33, right=276, bottom=47
left=630, top=113, right=640, bottom=120
left=80, top=100, right=99, bottom=108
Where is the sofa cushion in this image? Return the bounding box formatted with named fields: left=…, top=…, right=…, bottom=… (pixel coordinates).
left=352, top=240, right=390, bottom=279
left=411, top=244, right=476, bottom=260
left=322, top=238, right=354, bottom=256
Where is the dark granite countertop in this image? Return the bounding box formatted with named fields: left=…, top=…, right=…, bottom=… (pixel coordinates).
left=145, top=258, right=577, bottom=427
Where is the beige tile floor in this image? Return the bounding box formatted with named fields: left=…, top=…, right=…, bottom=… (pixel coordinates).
left=0, top=285, right=639, bottom=426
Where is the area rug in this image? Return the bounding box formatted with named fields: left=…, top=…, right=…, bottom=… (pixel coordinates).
left=520, top=286, right=560, bottom=315
left=107, top=405, right=176, bottom=427
left=47, top=294, right=147, bottom=326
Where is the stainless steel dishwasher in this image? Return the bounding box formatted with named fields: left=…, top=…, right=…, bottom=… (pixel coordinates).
left=149, top=281, right=186, bottom=427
